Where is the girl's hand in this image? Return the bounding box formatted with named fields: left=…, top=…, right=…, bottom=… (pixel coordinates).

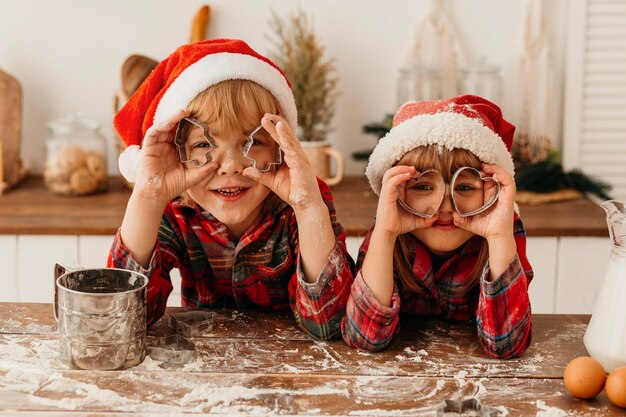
left=134, top=109, right=217, bottom=205
left=375, top=166, right=438, bottom=238
left=241, top=113, right=323, bottom=210
left=452, top=163, right=515, bottom=241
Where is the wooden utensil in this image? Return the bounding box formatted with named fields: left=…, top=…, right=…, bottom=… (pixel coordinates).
left=0, top=67, right=25, bottom=195
left=120, top=55, right=158, bottom=99
left=113, top=55, right=158, bottom=157
left=190, top=5, right=211, bottom=43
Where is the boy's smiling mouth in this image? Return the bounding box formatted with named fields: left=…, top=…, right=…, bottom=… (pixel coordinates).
left=212, top=186, right=250, bottom=201
left=216, top=187, right=245, bottom=196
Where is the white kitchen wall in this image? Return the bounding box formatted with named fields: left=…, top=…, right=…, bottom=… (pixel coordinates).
left=0, top=0, right=567, bottom=177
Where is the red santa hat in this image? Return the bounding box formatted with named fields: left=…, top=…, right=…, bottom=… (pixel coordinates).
left=365, top=95, right=516, bottom=195
left=114, top=38, right=297, bottom=182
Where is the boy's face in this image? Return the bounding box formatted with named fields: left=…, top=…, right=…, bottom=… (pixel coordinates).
left=184, top=119, right=278, bottom=237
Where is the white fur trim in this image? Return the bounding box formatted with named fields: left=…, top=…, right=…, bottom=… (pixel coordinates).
left=153, top=52, right=297, bottom=129
left=365, top=112, right=515, bottom=195
left=118, top=145, right=141, bottom=183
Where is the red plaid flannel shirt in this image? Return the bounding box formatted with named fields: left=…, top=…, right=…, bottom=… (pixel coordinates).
left=341, top=213, right=533, bottom=358
left=108, top=179, right=355, bottom=340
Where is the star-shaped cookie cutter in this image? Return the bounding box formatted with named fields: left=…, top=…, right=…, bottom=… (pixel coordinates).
left=146, top=310, right=216, bottom=364
left=146, top=334, right=196, bottom=364
left=437, top=398, right=499, bottom=416
left=167, top=310, right=217, bottom=337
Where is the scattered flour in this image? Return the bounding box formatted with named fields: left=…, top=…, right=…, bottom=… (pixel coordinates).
left=2, top=318, right=55, bottom=335
left=395, top=347, right=429, bottom=363
left=137, top=355, right=163, bottom=371
left=535, top=400, right=567, bottom=417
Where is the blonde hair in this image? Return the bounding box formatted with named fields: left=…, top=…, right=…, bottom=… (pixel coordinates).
left=392, top=145, right=489, bottom=294
left=187, top=80, right=280, bottom=136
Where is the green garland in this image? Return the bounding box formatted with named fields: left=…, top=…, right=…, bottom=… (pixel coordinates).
left=515, top=152, right=612, bottom=200
left=353, top=114, right=393, bottom=161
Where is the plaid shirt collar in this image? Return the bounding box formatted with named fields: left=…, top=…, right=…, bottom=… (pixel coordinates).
left=407, top=234, right=483, bottom=297
left=170, top=193, right=290, bottom=246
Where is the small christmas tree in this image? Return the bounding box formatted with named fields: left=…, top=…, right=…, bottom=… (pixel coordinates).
left=269, top=8, right=339, bottom=142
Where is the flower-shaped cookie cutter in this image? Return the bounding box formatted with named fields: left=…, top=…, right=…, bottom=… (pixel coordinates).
left=167, top=310, right=217, bottom=337
left=436, top=398, right=499, bottom=416
left=146, top=334, right=196, bottom=365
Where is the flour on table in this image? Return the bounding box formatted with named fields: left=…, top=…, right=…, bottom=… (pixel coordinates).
left=395, top=347, right=429, bottom=363
left=535, top=399, right=567, bottom=417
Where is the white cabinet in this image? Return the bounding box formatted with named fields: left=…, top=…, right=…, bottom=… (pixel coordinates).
left=77, top=235, right=182, bottom=306
left=0, top=236, right=17, bottom=302
left=3, top=234, right=611, bottom=314
left=78, top=235, right=114, bottom=268
left=555, top=237, right=610, bottom=314
left=345, top=235, right=610, bottom=315
left=8, top=234, right=183, bottom=307
left=526, top=237, right=558, bottom=314
left=18, top=235, right=78, bottom=303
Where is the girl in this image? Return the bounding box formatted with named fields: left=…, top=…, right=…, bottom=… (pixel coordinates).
left=341, top=95, right=533, bottom=358
left=108, top=39, right=354, bottom=340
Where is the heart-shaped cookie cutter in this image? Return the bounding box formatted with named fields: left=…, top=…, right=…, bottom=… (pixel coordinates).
left=450, top=167, right=500, bottom=217
left=398, top=167, right=500, bottom=218
left=397, top=169, right=445, bottom=218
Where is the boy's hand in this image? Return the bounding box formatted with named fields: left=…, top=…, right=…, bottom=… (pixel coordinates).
left=452, top=163, right=515, bottom=241
left=375, top=166, right=438, bottom=238
left=241, top=113, right=324, bottom=211
left=134, top=109, right=217, bottom=205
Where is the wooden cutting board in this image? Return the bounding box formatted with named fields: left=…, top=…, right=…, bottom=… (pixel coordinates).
left=0, top=67, right=24, bottom=194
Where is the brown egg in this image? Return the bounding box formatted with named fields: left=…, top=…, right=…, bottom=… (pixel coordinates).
left=606, top=366, right=626, bottom=408
left=563, top=356, right=606, bottom=399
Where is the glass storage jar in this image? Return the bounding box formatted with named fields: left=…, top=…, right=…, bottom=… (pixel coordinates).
left=397, top=63, right=441, bottom=107
left=460, top=58, right=503, bottom=105
left=44, top=113, right=108, bottom=196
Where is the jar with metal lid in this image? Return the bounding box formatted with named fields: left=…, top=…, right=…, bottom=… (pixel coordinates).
left=460, top=58, right=503, bottom=105
left=397, top=63, right=441, bottom=106
left=43, top=112, right=108, bottom=196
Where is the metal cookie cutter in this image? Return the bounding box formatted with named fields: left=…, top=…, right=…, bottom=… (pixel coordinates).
left=437, top=398, right=499, bottom=417
left=146, top=334, right=196, bottom=365
left=167, top=310, right=217, bottom=337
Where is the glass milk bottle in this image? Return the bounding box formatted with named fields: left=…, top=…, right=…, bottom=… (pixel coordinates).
left=583, top=200, right=626, bottom=372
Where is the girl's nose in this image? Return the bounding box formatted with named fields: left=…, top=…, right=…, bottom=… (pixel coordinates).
left=438, top=191, right=455, bottom=214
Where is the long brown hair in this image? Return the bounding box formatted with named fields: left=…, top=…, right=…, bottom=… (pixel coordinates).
left=392, top=145, right=489, bottom=294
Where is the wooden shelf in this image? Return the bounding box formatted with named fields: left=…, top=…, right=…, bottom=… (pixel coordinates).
left=0, top=175, right=608, bottom=236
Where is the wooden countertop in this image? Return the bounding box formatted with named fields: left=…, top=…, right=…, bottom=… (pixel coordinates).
left=0, top=176, right=608, bottom=236
left=0, top=302, right=622, bottom=416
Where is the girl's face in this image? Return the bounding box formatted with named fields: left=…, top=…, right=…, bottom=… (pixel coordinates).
left=409, top=194, right=475, bottom=256
left=399, top=146, right=481, bottom=256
